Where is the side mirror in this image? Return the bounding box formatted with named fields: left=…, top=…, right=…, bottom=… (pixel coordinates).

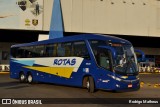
left=98, top=46, right=117, bottom=59
left=134, top=49, right=145, bottom=61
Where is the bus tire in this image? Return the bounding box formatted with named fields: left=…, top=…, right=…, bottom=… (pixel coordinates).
left=27, top=73, right=33, bottom=84
left=87, top=76, right=95, bottom=93
left=19, top=72, right=26, bottom=83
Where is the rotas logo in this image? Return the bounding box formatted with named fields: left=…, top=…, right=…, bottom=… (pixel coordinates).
left=53, top=59, right=76, bottom=66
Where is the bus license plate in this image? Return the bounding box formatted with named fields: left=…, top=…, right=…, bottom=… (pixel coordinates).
left=128, top=84, right=132, bottom=88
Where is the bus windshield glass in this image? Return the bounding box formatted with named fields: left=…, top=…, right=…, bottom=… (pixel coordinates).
left=112, top=44, right=138, bottom=76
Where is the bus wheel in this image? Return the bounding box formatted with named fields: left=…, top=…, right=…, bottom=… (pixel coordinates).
left=86, top=76, right=95, bottom=93
left=19, top=72, right=26, bottom=83
left=27, top=74, right=33, bottom=84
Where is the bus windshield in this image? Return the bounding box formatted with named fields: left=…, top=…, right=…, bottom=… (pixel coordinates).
left=113, top=45, right=138, bottom=76
left=89, top=40, right=138, bottom=76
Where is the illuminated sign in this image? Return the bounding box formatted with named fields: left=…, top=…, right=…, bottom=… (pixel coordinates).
left=111, top=43, right=122, bottom=47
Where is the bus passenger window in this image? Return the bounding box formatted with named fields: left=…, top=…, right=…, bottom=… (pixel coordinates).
left=27, top=52, right=32, bottom=58
left=45, top=44, right=57, bottom=57
left=11, top=48, right=16, bottom=58
left=63, top=42, right=72, bottom=57
left=73, top=41, right=90, bottom=59
left=57, top=43, right=65, bottom=57
left=96, top=48, right=111, bottom=70
left=34, top=45, right=45, bottom=57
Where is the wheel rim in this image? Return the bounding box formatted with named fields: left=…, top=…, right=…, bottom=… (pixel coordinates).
left=87, top=81, right=90, bottom=89
left=20, top=74, right=25, bottom=81
left=28, top=75, right=32, bottom=83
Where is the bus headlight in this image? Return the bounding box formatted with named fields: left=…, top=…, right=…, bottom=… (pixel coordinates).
left=108, top=74, right=122, bottom=81
left=115, top=77, right=122, bottom=81
left=116, top=84, right=120, bottom=88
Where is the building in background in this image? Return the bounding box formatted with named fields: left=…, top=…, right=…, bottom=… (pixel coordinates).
left=1, top=0, right=160, bottom=68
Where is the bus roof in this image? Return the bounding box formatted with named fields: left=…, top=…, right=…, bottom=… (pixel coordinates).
left=11, top=34, right=131, bottom=48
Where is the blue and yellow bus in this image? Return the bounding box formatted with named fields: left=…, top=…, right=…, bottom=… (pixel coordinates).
left=10, top=34, right=140, bottom=92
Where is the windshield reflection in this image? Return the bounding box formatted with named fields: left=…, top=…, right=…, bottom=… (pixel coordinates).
left=113, top=45, right=138, bottom=75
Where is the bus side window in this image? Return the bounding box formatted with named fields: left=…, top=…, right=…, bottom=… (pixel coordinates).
left=27, top=52, right=32, bottom=58
left=73, top=41, right=90, bottom=59
left=96, top=48, right=111, bottom=70
left=11, top=48, right=18, bottom=58
left=63, top=42, right=72, bottom=57
left=45, top=44, right=57, bottom=57
left=16, top=48, right=25, bottom=58
left=26, top=46, right=34, bottom=58
left=34, top=45, right=45, bottom=57
left=57, top=43, right=65, bottom=57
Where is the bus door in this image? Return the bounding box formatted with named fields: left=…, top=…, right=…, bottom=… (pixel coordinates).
left=95, top=46, right=116, bottom=88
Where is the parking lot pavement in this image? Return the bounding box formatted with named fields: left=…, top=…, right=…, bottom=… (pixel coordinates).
left=0, top=73, right=160, bottom=106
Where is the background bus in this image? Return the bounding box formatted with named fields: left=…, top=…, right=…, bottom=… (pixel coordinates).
left=10, top=34, right=140, bottom=92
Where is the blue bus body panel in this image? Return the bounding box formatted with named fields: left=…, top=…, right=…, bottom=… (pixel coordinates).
left=11, top=34, right=131, bottom=48
left=10, top=58, right=97, bottom=87
left=10, top=58, right=139, bottom=91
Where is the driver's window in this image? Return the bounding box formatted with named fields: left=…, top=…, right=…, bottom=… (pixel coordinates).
left=96, top=48, right=111, bottom=70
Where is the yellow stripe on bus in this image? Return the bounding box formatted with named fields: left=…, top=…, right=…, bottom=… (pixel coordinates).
left=24, top=67, right=75, bottom=78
